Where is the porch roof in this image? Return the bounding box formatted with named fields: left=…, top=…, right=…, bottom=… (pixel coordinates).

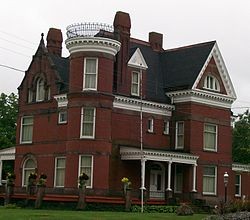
left=120, top=147, right=198, bottom=165
left=0, top=147, right=15, bottom=161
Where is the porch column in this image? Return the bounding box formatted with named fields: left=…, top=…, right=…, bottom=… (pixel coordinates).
left=141, top=158, right=146, bottom=190
left=0, top=159, right=2, bottom=185
left=192, top=164, right=197, bottom=192
left=167, top=161, right=172, bottom=191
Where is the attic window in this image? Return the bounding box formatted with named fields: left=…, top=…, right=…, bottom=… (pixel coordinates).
left=204, top=75, right=220, bottom=92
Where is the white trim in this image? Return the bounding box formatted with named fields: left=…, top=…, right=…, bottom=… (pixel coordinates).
left=78, top=155, right=94, bottom=189
left=54, top=157, right=66, bottom=188
left=202, top=165, right=217, bottom=196
left=22, top=158, right=36, bottom=187
left=54, top=94, right=68, bottom=108
left=80, top=107, right=96, bottom=139
left=203, top=75, right=220, bottom=92
left=235, top=173, right=241, bottom=197
left=83, top=57, right=98, bottom=91
left=192, top=43, right=237, bottom=99
left=232, top=163, right=250, bottom=172
left=65, top=36, right=121, bottom=56
left=147, top=118, right=154, bottom=133
left=120, top=147, right=198, bottom=165
left=128, top=48, right=148, bottom=70
left=175, top=121, right=184, bottom=150
left=203, top=123, right=218, bottom=152
left=113, top=95, right=174, bottom=116
left=58, top=111, right=67, bottom=124
left=20, top=116, right=33, bottom=144
left=166, top=89, right=235, bottom=108
left=131, top=71, right=140, bottom=96
left=0, top=147, right=15, bottom=185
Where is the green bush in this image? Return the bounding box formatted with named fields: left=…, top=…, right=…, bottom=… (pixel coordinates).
left=131, top=205, right=177, bottom=213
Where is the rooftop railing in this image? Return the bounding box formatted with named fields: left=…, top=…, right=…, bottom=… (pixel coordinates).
left=66, top=22, right=114, bottom=39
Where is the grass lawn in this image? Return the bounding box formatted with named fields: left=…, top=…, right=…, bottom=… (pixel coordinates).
left=0, top=207, right=208, bottom=220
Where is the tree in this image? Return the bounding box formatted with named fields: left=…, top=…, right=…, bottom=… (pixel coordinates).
left=233, top=110, right=250, bottom=164
left=0, top=93, right=18, bottom=149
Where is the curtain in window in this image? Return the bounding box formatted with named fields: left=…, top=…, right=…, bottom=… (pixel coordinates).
left=82, top=108, right=94, bottom=137
left=23, top=159, right=36, bottom=186
left=21, top=117, right=33, bottom=143
left=36, top=78, right=45, bottom=101
left=84, top=59, right=97, bottom=89
left=131, top=72, right=139, bottom=95
left=55, top=158, right=65, bottom=187
left=203, top=167, right=215, bottom=193
left=204, top=124, right=216, bottom=150
left=176, top=122, right=184, bottom=148
left=80, top=156, right=92, bottom=186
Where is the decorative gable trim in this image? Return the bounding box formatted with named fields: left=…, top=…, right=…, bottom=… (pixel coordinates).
left=113, top=95, right=174, bottom=116
left=54, top=94, right=68, bottom=108
left=166, top=89, right=235, bottom=108
left=128, top=48, right=148, bottom=70
left=120, top=147, right=198, bottom=165
left=192, top=42, right=236, bottom=99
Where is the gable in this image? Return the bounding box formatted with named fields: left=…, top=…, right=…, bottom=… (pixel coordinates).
left=192, top=43, right=236, bottom=99
left=128, top=48, right=148, bottom=70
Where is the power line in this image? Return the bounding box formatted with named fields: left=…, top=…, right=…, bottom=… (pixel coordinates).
left=0, top=46, right=30, bottom=57
left=0, top=30, right=36, bottom=45
left=0, top=64, right=25, bottom=72
left=0, top=36, right=34, bottom=50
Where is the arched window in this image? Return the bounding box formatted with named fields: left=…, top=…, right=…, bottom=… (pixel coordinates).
left=22, top=158, right=36, bottom=186
left=36, top=78, right=45, bottom=101
left=204, top=75, right=220, bottom=92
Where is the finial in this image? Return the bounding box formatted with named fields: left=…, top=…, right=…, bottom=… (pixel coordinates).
left=41, top=33, right=44, bottom=39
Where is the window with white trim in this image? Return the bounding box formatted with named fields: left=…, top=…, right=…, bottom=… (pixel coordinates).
left=58, top=111, right=67, bottom=124
left=203, top=166, right=217, bottom=195
left=131, top=71, right=140, bottom=96
left=28, top=89, right=33, bottom=103
left=83, top=58, right=98, bottom=90
left=80, top=107, right=96, bottom=138
left=54, top=157, right=66, bottom=187
left=175, top=121, right=184, bottom=149
left=204, top=124, right=217, bottom=151
left=204, top=75, right=220, bottom=92
left=148, top=118, right=154, bottom=133
left=163, top=120, right=170, bottom=135
left=235, top=174, right=241, bottom=197
left=36, top=78, right=45, bottom=101
left=79, top=155, right=93, bottom=188
left=22, top=158, right=36, bottom=186
left=20, top=116, right=34, bottom=144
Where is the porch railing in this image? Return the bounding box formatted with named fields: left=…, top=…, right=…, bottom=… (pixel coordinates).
left=149, top=190, right=165, bottom=199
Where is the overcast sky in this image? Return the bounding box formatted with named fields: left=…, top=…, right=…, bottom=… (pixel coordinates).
left=0, top=0, right=249, bottom=114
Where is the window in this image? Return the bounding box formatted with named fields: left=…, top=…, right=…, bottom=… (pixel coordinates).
left=163, top=120, right=170, bottom=135
left=58, top=111, right=67, bottom=124
left=28, top=89, right=33, bottom=103
left=235, top=174, right=241, bottom=197
left=175, top=121, right=184, bottom=149
left=174, top=165, right=183, bottom=193
left=131, top=71, right=140, bottom=96
left=80, top=107, right=96, bottom=138
left=36, top=78, right=45, bottom=101
left=204, top=124, right=217, bottom=151
left=20, top=116, right=33, bottom=144
left=79, top=155, right=93, bottom=188
left=203, top=166, right=217, bottom=195
left=22, top=158, right=36, bottom=186
left=54, top=157, right=66, bottom=187
left=204, top=75, right=220, bottom=91
left=83, top=58, right=98, bottom=90
left=148, top=118, right=154, bottom=133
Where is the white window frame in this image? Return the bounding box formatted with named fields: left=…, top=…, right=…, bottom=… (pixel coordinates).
left=131, top=71, right=140, bottom=96
left=202, top=166, right=217, bottom=195
left=235, top=173, right=241, bottom=197
left=20, top=116, right=34, bottom=144
left=163, top=120, right=170, bottom=135
left=204, top=75, right=220, bottom=92
left=36, top=77, right=45, bottom=102
left=78, top=155, right=93, bottom=188
left=83, top=58, right=98, bottom=91
left=22, top=158, right=36, bottom=187
left=54, top=157, right=66, bottom=188
left=148, top=118, right=154, bottom=133
left=175, top=121, right=184, bottom=149
left=80, top=107, right=96, bottom=139
left=203, top=123, right=218, bottom=152
left=58, top=110, right=67, bottom=124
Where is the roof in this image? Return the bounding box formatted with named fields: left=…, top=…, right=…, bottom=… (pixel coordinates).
left=130, top=40, right=216, bottom=103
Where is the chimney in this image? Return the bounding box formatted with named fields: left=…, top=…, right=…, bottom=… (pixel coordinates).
left=149, top=32, right=163, bottom=52
left=46, top=28, right=63, bottom=56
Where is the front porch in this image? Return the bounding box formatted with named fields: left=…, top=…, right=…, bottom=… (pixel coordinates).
left=120, top=147, right=199, bottom=202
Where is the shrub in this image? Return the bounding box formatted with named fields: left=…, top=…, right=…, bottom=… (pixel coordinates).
left=131, top=205, right=177, bottom=213
left=176, top=203, right=194, bottom=216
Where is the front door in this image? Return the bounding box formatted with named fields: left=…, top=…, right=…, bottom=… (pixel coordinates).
left=149, top=163, right=165, bottom=199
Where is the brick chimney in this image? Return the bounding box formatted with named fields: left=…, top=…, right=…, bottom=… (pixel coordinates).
left=46, top=28, right=63, bottom=56
left=149, top=32, right=163, bottom=52
left=113, top=11, right=131, bottom=93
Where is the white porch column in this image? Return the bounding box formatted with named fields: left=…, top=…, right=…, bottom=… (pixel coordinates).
left=192, top=164, right=197, bottom=192
left=0, top=159, right=2, bottom=185
left=167, top=161, right=172, bottom=191
left=141, top=158, right=146, bottom=190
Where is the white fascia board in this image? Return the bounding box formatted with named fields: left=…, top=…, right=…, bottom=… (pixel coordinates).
left=232, top=163, right=250, bottom=172
left=128, top=48, right=148, bottom=70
